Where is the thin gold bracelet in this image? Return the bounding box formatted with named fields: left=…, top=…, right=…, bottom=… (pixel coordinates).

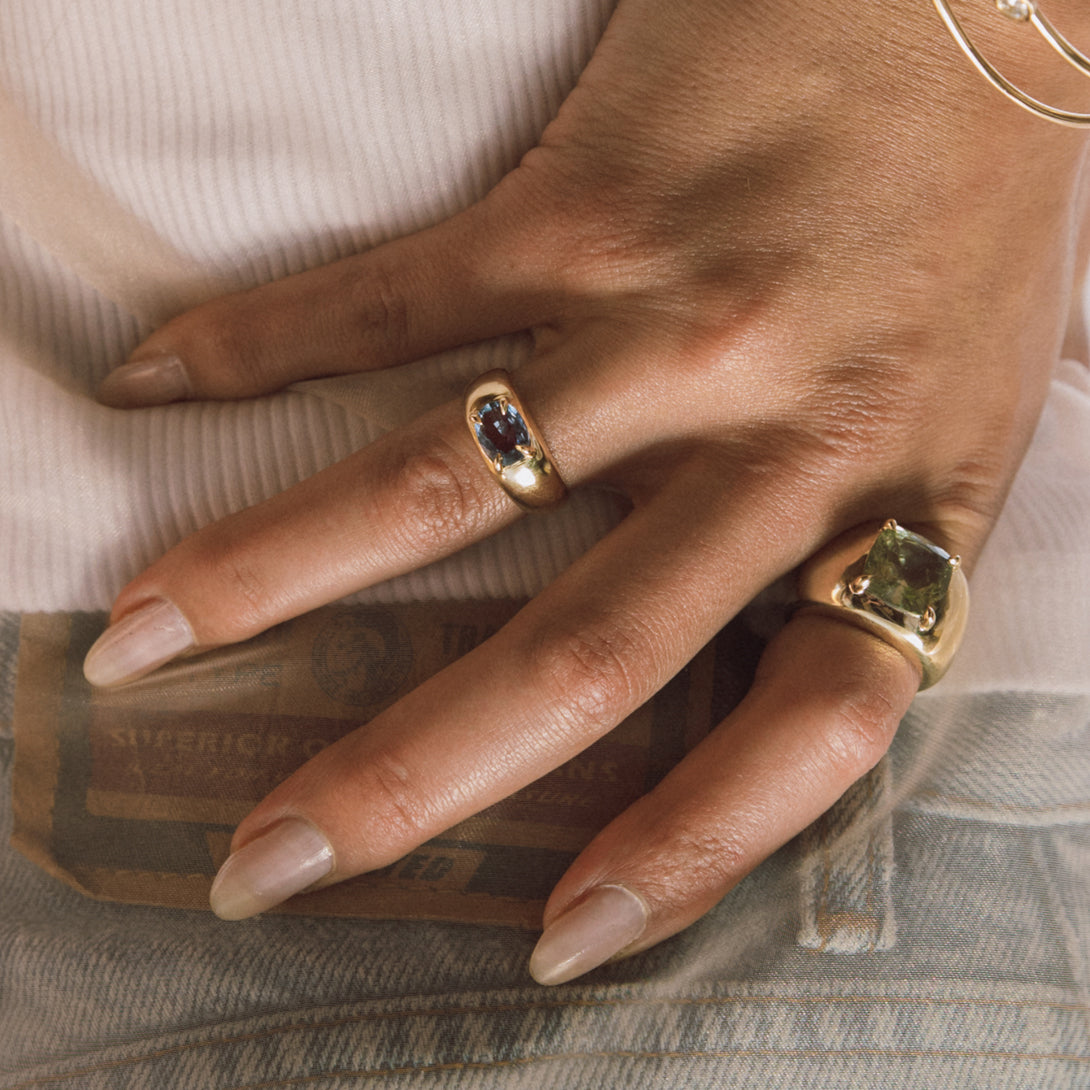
left=932, top=0, right=1090, bottom=126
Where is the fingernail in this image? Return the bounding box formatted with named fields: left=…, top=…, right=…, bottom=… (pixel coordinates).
left=210, top=818, right=335, bottom=920
left=529, top=884, right=648, bottom=986
left=97, top=355, right=192, bottom=408
left=83, top=598, right=195, bottom=687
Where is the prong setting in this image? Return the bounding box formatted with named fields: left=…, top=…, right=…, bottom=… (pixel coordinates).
left=796, top=519, right=971, bottom=689
left=464, top=369, right=568, bottom=510
left=849, top=574, right=871, bottom=597
left=919, top=606, right=937, bottom=634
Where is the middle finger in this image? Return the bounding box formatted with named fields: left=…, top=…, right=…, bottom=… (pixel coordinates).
left=207, top=465, right=821, bottom=918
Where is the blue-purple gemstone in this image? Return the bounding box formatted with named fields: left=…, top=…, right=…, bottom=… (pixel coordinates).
left=473, top=399, right=532, bottom=468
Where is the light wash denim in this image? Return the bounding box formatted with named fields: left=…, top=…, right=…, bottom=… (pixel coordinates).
left=2, top=612, right=1087, bottom=1089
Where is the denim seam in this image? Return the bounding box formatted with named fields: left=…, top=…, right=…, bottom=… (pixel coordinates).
left=10, top=1045, right=1090, bottom=1090
left=7, top=993, right=1088, bottom=1089
left=798, top=762, right=895, bottom=953
left=226, top=1047, right=1090, bottom=1089
left=910, top=792, right=1090, bottom=818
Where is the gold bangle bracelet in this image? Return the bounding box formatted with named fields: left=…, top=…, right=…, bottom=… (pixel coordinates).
left=932, top=0, right=1090, bottom=127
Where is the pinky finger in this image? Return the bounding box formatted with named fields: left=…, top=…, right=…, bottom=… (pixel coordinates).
left=528, top=612, right=921, bottom=985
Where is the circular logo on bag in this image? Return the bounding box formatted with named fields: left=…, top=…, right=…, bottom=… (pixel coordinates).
left=311, top=608, right=414, bottom=708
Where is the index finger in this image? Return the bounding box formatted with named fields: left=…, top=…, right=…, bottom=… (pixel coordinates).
left=96, top=182, right=556, bottom=407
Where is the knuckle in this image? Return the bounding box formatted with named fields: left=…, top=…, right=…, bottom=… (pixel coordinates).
left=187, top=525, right=272, bottom=634
left=629, top=822, right=754, bottom=917
left=928, top=457, right=1008, bottom=527
left=384, top=444, right=483, bottom=557
left=735, top=353, right=916, bottom=489
left=351, top=260, right=414, bottom=359
left=533, top=621, right=643, bottom=736
left=174, top=294, right=283, bottom=396
left=806, top=356, right=913, bottom=454
left=502, top=148, right=693, bottom=304
left=666, top=826, right=751, bottom=892
left=359, top=749, right=429, bottom=849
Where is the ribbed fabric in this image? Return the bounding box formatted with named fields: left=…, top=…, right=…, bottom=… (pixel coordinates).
left=0, top=0, right=619, bottom=610
left=922, top=358, right=1090, bottom=695
left=0, top=0, right=1087, bottom=700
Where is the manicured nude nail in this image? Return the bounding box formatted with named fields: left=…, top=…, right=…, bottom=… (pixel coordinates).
left=83, top=598, right=194, bottom=687
left=529, top=885, right=648, bottom=986
left=210, top=818, right=335, bottom=921
left=97, top=355, right=192, bottom=408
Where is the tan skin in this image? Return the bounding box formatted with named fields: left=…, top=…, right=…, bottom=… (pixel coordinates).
left=90, top=0, right=1090, bottom=979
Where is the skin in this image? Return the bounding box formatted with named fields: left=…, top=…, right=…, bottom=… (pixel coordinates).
left=92, top=0, right=1090, bottom=975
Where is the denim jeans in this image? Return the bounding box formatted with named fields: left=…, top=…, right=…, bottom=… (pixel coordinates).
left=2, top=607, right=1087, bottom=1090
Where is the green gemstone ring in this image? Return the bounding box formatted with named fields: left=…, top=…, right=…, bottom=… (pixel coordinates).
left=796, top=520, right=970, bottom=689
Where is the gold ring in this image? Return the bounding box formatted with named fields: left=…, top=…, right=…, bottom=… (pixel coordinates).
left=796, top=519, right=970, bottom=689
left=464, top=369, right=568, bottom=510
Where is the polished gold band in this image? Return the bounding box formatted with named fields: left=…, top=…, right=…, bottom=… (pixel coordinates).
left=933, top=0, right=1090, bottom=127
left=464, top=369, right=568, bottom=510
left=796, top=520, right=970, bottom=689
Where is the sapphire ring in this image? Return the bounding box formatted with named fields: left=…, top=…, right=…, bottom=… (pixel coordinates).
left=464, top=369, right=568, bottom=510
left=796, top=520, right=970, bottom=689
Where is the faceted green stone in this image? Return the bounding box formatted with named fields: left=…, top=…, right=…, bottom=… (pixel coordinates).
left=860, top=523, right=953, bottom=617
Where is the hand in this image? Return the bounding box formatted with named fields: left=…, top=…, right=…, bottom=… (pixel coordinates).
left=85, top=0, right=1089, bottom=984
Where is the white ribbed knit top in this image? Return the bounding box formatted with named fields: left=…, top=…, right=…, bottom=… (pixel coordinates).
left=1, top=0, right=1088, bottom=694
left=0, top=0, right=621, bottom=610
